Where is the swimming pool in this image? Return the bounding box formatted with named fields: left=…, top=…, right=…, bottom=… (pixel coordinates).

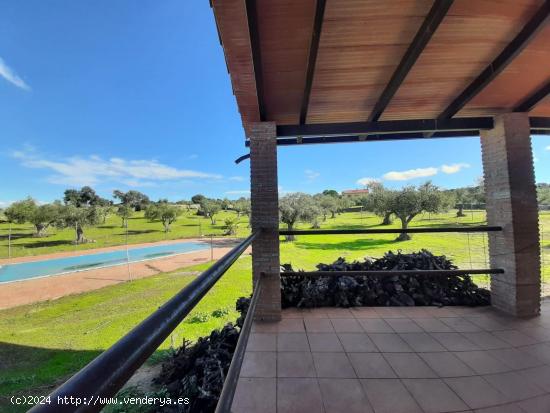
left=0, top=241, right=209, bottom=283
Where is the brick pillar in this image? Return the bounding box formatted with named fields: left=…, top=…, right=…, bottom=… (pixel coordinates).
left=248, top=122, right=281, bottom=321
left=480, top=113, right=541, bottom=317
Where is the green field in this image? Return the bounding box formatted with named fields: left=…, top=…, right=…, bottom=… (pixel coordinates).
left=1, top=209, right=549, bottom=411
left=0, top=210, right=251, bottom=259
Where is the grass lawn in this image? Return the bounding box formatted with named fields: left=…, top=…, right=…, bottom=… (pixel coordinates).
left=0, top=209, right=549, bottom=411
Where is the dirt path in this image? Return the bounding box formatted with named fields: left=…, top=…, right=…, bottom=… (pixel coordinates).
left=0, top=238, right=247, bottom=310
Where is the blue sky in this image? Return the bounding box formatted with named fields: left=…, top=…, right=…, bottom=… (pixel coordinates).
left=1, top=1, right=549, bottom=206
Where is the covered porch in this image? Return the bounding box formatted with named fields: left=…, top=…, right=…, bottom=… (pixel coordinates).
left=211, top=0, right=550, bottom=412
left=235, top=303, right=550, bottom=412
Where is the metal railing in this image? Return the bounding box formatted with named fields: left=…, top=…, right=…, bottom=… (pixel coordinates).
left=279, top=226, right=504, bottom=277
left=29, top=231, right=258, bottom=413
left=215, top=278, right=262, bottom=413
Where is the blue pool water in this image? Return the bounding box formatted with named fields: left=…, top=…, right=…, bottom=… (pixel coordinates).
left=0, top=241, right=209, bottom=283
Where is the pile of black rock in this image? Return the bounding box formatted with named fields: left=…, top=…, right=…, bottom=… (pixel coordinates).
left=281, top=249, right=490, bottom=308
left=154, top=297, right=250, bottom=413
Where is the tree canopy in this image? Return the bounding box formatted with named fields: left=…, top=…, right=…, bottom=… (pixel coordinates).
left=113, top=190, right=150, bottom=211
left=279, top=193, right=319, bottom=241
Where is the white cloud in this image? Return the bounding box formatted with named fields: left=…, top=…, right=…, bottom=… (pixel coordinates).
left=187, top=154, right=199, bottom=160
left=383, top=167, right=438, bottom=181
left=225, top=190, right=250, bottom=195
left=0, top=200, right=14, bottom=208
left=356, top=177, right=380, bottom=187
left=229, top=176, right=245, bottom=182
left=305, top=169, right=320, bottom=181
left=441, top=163, right=470, bottom=174
left=546, top=145, right=550, bottom=151
left=0, top=57, right=31, bottom=91
left=12, top=148, right=222, bottom=188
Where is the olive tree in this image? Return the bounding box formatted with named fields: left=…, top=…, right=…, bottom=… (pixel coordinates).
left=113, top=190, right=150, bottom=211
left=316, top=195, right=339, bottom=220
left=279, top=193, right=319, bottom=241
left=57, top=204, right=101, bottom=244
left=116, top=204, right=134, bottom=228
left=391, top=182, right=446, bottom=241
left=362, top=182, right=394, bottom=225
left=200, top=199, right=221, bottom=225
left=145, top=204, right=181, bottom=233
left=5, top=198, right=60, bottom=237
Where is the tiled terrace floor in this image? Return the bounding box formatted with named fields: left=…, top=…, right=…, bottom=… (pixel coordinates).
left=232, top=302, right=550, bottom=413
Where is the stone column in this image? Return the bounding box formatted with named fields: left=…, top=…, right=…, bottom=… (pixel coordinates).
left=248, top=122, right=281, bottom=321
left=480, top=113, right=541, bottom=317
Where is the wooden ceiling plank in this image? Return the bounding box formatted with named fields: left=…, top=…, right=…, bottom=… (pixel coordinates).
left=438, top=0, right=550, bottom=119
left=368, top=0, right=454, bottom=122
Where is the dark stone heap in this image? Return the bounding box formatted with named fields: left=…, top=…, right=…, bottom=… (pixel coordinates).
left=281, top=250, right=490, bottom=308
left=154, top=297, right=250, bottom=413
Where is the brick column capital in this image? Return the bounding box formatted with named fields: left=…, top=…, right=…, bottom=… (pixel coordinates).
left=246, top=122, right=277, bottom=141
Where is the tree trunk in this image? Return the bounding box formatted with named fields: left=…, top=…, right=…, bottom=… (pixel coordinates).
left=382, top=212, right=393, bottom=225
left=456, top=204, right=466, bottom=217
left=285, top=223, right=295, bottom=242
left=34, top=224, right=48, bottom=237
left=331, top=211, right=336, bottom=219
left=76, top=225, right=86, bottom=244
left=163, top=220, right=171, bottom=232
left=396, top=218, right=411, bottom=241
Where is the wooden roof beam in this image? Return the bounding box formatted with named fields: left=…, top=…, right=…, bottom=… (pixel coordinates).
left=368, top=0, right=454, bottom=122
left=299, top=0, right=327, bottom=125
left=245, top=0, right=266, bottom=121
left=514, top=80, right=550, bottom=112
left=438, top=0, right=550, bottom=119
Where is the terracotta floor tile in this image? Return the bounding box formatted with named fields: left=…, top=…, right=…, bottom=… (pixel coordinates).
left=277, top=318, right=305, bottom=333
left=516, top=394, right=550, bottom=413
left=385, top=318, right=423, bottom=333
left=440, top=317, right=484, bottom=332
left=402, top=378, right=468, bottom=413
left=318, top=378, right=373, bottom=413
left=241, top=351, right=276, bottom=378
left=445, top=376, right=506, bottom=410
left=338, top=333, right=377, bottom=352
left=464, top=315, right=507, bottom=331
left=359, top=318, right=393, bottom=333
left=312, top=352, right=356, bottom=378
left=414, top=317, right=454, bottom=333
left=369, top=333, right=413, bottom=352
left=305, top=318, right=334, bottom=333
left=308, top=333, right=344, bottom=352
left=474, top=405, right=523, bottom=413
left=492, top=329, right=538, bottom=347
left=461, top=331, right=510, bottom=350
left=277, top=333, right=310, bottom=352
left=348, top=353, right=396, bottom=378
left=277, top=352, right=316, bottom=378
left=518, top=365, right=550, bottom=392
left=281, top=308, right=307, bottom=319
left=487, top=347, right=543, bottom=370
left=361, top=379, right=422, bottom=413
left=399, top=332, right=447, bottom=352
left=247, top=333, right=277, bottom=351
left=431, top=332, right=481, bottom=351
left=374, top=307, right=408, bottom=318
left=252, top=321, right=279, bottom=333
left=277, top=378, right=324, bottom=413
left=453, top=351, right=510, bottom=375
left=331, top=318, right=364, bottom=333
left=383, top=353, right=437, bottom=378
left=403, top=307, right=433, bottom=318
left=483, top=371, right=545, bottom=402
left=419, top=352, right=476, bottom=378
left=520, top=326, right=550, bottom=342
left=350, top=307, right=379, bottom=318
left=232, top=377, right=276, bottom=413
left=325, top=307, right=354, bottom=318
left=520, top=343, right=550, bottom=364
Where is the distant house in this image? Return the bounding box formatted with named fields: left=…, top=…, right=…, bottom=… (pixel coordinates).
left=342, top=189, right=369, bottom=196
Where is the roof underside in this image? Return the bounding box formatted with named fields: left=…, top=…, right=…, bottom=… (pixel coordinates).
left=211, top=0, right=550, bottom=135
